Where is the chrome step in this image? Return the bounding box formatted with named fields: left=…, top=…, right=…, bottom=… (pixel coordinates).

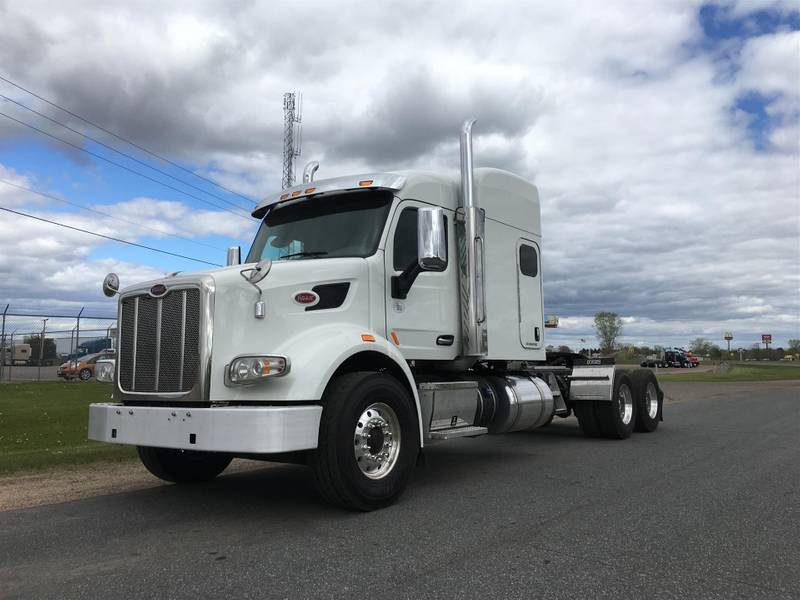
left=429, top=426, right=488, bottom=440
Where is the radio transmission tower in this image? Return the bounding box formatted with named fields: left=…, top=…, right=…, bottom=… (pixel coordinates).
left=282, top=92, right=302, bottom=189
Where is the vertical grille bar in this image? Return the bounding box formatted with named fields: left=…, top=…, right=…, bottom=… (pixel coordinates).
left=132, top=297, right=139, bottom=391
left=179, top=290, right=186, bottom=391
left=153, top=298, right=162, bottom=392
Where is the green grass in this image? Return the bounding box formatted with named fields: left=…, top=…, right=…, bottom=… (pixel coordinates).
left=657, top=362, right=800, bottom=383
left=0, top=382, right=136, bottom=475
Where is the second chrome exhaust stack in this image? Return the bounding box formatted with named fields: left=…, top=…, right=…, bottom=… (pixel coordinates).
left=458, top=119, right=488, bottom=357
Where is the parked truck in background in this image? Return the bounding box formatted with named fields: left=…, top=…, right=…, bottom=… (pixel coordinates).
left=641, top=348, right=694, bottom=368
left=1, top=343, right=31, bottom=366
left=89, top=120, right=664, bottom=510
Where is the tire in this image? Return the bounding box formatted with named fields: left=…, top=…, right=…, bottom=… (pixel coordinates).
left=575, top=401, right=602, bottom=437
left=137, top=446, right=232, bottom=483
left=593, top=372, right=637, bottom=439
left=629, top=369, right=662, bottom=432
left=79, top=368, right=92, bottom=381
left=310, top=371, right=420, bottom=511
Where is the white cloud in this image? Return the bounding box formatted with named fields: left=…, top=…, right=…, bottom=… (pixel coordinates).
left=0, top=0, right=797, bottom=346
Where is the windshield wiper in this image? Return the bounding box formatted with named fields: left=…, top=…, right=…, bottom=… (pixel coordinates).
left=279, top=250, right=329, bottom=260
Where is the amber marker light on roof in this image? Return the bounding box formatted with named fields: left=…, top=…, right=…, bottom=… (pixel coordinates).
left=304, top=187, right=316, bottom=194
left=280, top=193, right=289, bottom=200
left=358, top=180, right=374, bottom=186
left=361, top=334, right=376, bottom=342
left=291, top=191, right=301, bottom=197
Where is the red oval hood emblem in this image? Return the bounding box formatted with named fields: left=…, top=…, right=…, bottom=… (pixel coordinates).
left=150, top=283, right=168, bottom=297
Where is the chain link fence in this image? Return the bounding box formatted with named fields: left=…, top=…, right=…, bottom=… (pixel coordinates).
left=0, top=304, right=116, bottom=383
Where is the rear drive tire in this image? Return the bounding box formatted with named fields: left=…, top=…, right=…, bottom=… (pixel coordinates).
left=575, top=401, right=602, bottom=437
left=79, top=368, right=92, bottom=381
left=137, top=446, right=232, bottom=483
left=629, top=369, right=662, bottom=432
left=310, top=371, right=419, bottom=511
left=593, top=373, right=637, bottom=439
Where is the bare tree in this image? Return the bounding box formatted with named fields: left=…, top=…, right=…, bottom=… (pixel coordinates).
left=593, top=312, right=623, bottom=354
left=689, top=338, right=717, bottom=356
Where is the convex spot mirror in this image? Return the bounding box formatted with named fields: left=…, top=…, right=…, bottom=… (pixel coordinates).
left=102, top=272, right=119, bottom=297
left=417, top=206, right=447, bottom=272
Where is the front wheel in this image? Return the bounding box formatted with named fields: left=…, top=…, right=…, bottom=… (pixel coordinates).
left=79, top=368, right=92, bottom=381
left=310, top=372, right=420, bottom=511
left=137, top=446, right=232, bottom=483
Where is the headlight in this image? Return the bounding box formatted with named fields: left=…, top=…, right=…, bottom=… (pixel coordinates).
left=226, top=355, right=289, bottom=386
left=96, top=359, right=115, bottom=383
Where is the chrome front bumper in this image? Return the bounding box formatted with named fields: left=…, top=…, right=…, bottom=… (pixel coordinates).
left=88, top=403, right=322, bottom=453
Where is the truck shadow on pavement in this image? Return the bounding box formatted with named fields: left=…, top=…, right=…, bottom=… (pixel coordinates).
left=89, top=419, right=592, bottom=517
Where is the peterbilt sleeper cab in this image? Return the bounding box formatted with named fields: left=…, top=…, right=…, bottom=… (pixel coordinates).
left=89, top=120, right=663, bottom=510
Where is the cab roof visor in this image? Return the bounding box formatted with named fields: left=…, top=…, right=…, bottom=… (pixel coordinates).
left=252, top=173, right=407, bottom=219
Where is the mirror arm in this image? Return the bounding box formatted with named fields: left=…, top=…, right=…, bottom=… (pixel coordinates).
left=391, top=260, right=423, bottom=299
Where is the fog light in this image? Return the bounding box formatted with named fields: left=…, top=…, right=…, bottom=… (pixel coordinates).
left=226, top=356, right=289, bottom=386
left=96, top=359, right=115, bottom=384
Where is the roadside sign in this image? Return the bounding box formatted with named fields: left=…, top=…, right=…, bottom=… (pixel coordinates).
left=761, top=334, right=772, bottom=344
left=724, top=332, right=733, bottom=341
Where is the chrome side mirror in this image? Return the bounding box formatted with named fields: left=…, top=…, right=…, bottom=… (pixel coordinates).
left=417, top=207, right=447, bottom=271
left=227, top=246, right=241, bottom=266
left=102, top=273, right=120, bottom=297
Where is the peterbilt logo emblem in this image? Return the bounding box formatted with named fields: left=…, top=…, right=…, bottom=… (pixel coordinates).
left=149, top=283, right=168, bottom=297
left=293, top=291, right=319, bottom=306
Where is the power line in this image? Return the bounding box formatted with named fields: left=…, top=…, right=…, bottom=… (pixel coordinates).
left=0, top=205, right=222, bottom=267
left=0, top=94, right=254, bottom=212
left=0, top=74, right=257, bottom=205
left=0, top=109, right=253, bottom=221
left=0, top=178, right=227, bottom=252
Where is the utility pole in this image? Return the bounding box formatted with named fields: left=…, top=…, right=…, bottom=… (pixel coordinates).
left=38, top=318, right=48, bottom=382
left=75, top=307, right=84, bottom=367
left=282, top=92, right=303, bottom=189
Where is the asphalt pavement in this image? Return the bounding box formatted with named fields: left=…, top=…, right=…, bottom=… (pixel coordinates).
left=1, top=380, right=798, bottom=599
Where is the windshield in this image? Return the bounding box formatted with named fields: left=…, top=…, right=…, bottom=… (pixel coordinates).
left=246, top=191, right=393, bottom=262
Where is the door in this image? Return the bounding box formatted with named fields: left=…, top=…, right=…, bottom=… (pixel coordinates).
left=385, top=201, right=459, bottom=360
left=517, top=239, right=544, bottom=349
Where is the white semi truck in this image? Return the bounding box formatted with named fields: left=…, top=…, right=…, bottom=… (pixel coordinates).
left=89, top=120, right=663, bottom=510
left=1, top=342, right=31, bottom=366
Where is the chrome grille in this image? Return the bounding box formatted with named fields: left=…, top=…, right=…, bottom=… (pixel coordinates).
left=119, top=288, right=200, bottom=393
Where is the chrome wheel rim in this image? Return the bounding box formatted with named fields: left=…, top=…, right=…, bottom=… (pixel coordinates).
left=645, top=382, right=658, bottom=419
left=617, top=384, right=633, bottom=425
left=354, top=402, right=401, bottom=480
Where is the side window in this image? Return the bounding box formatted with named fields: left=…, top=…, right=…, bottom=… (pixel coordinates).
left=393, top=208, right=418, bottom=270
left=519, top=244, right=538, bottom=277
left=393, top=207, right=449, bottom=271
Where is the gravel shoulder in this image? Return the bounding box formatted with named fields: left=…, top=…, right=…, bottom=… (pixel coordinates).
left=0, top=458, right=267, bottom=512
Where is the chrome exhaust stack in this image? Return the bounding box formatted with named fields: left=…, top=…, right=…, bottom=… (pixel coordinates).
left=458, top=119, right=488, bottom=357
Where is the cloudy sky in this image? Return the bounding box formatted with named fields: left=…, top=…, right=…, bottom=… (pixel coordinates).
left=0, top=0, right=798, bottom=350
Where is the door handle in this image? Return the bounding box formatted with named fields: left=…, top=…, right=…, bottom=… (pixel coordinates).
left=534, top=327, right=540, bottom=342
left=436, top=335, right=454, bottom=346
